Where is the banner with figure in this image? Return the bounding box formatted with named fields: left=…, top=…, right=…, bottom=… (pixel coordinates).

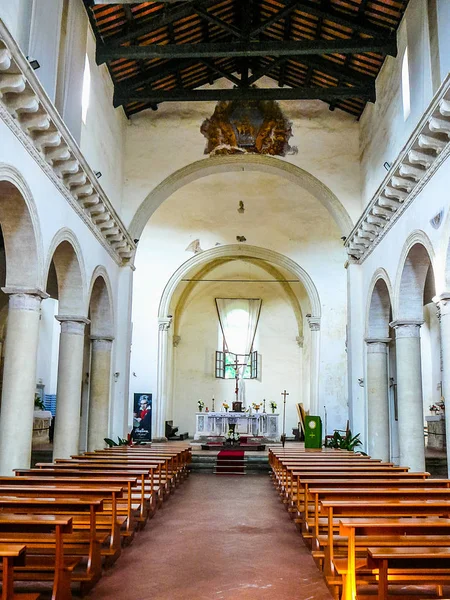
left=132, top=393, right=152, bottom=441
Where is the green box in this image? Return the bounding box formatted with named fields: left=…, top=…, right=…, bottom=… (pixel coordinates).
left=304, top=416, right=322, bottom=449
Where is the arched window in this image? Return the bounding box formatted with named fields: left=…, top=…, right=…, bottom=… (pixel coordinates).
left=401, top=47, right=411, bottom=120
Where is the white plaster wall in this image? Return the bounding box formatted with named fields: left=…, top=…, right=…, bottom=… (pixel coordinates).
left=421, top=303, right=442, bottom=414
left=0, top=2, right=33, bottom=52
left=80, top=28, right=127, bottom=213
left=130, top=170, right=349, bottom=436
left=359, top=0, right=447, bottom=204
left=122, top=81, right=361, bottom=229
left=172, top=272, right=302, bottom=437
left=35, top=298, right=60, bottom=396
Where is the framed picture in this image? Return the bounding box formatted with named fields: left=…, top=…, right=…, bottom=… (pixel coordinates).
left=132, top=393, right=152, bottom=441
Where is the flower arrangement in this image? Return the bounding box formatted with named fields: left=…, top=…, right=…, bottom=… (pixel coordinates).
left=198, top=399, right=205, bottom=411
left=270, top=401, right=277, bottom=413
left=430, top=399, right=445, bottom=414
left=222, top=403, right=229, bottom=412
left=225, top=429, right=240, bottom=442
left=252, top=402, right=261, bottom=412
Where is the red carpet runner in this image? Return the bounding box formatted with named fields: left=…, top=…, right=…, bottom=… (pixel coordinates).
left=215, top=450, right=246, bottom=475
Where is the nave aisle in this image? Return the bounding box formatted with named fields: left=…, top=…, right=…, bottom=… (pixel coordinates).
left=89, top=474, right=333, bottom=600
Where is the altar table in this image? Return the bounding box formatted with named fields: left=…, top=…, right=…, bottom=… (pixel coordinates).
left=194, top=411, right=280, bottom=441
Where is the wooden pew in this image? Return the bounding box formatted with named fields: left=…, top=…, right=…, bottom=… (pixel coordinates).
left=0, top=485, right=123, bottom=565
left=15, top=469, right=148, bottom=529
left=367, top=546, right=450, bottom=600
left=337, top=518, right=450, bottom=600
left=0, top=497, right=103, bottom=595
left=0, top=543, right=39, bottom=600
left=0, top=513, right=74, bottom=600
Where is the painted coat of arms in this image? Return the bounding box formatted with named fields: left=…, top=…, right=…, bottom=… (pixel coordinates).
left=200, top=99, right=297, bottom=157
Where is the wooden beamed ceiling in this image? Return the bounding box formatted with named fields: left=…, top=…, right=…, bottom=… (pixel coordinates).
left=83, top=0, right=409, bottom=118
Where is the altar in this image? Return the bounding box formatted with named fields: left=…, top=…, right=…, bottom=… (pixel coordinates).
left=194, top=411, right=280, bottom=441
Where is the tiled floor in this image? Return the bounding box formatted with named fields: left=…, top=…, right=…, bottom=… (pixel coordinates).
left=88, top=473, right=333, bottom=600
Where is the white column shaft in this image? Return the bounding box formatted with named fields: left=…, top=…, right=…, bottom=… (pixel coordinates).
left=366, top=341, right=390, bottom=461
left=53, top=320, right=86, bottom=459
left=438, top=303, right=450, bottom=476
left=394, top=323, right=425, bottom=472
left=87, top=338, right=113, bottom=451
left=156, top=317, right=171, bottom=440
left=0, top=294, right=42, bottom=475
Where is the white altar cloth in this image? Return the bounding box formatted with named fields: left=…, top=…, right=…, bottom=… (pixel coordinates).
left=194, top=411, right=280, bottom=441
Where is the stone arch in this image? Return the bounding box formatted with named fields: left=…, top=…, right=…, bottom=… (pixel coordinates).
left=159, top=244, right=321, bottom=320
left=45, top=229, right=87, bottom=317
left=0, top=164, right=43, bottom=290
left=395, top=232, right=436, bottom=321
left=154, top=244, right=321, bottom=438
left=366, top=269, right=393, bottom=338
left=128, top=155, right=353, bottom=241
left=173, top=256, right=305, bottom=339
left=88, top=267, right=114, bottom=338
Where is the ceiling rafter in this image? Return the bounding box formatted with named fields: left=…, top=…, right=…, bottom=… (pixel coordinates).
left=84, top=0, right=409, bottom=119
left=115, top=84, right=375, bottom=104
left=193, top=2, right=245, bottom=38
left=97, top=37, right=396, bottom=62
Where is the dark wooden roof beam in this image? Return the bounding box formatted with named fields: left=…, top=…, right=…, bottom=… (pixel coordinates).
left=115, top=84, right=376, bottom=104
left=193, top=3, right=245, bottom=38
left=278, top=0, right=396, bottom=37
left=250, top=0, right=304, bottom=37
left=98, top=37, right=396, bottom=62
left=199, top=59, right=242, bottom=85
left=248, top=57, right=287, bottom=84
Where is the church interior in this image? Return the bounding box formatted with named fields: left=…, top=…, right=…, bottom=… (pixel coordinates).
left=0, top=0, right=450, bottom=598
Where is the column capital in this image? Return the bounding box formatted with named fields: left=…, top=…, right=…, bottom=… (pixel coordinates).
left=56, top=316, right=89, bottom=336
left=365, top=338, right=391, bottom=353
left=365, top=337, right=391, bottom=344
left=390, top=320, right=423, bottom=338
left=56, top=315, right=90, bottom=325
left=1, top=287, right=49, bottom=300
left=158, top=316, right=172, bottom=332
left=3, top=291, right=47, bottom=312
left=307, top=316, right=320, bottom=331
left=90, top=335, right=114, bottom=351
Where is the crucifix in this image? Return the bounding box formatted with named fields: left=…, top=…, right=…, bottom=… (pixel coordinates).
left=281, top=389, right=289, bottom=447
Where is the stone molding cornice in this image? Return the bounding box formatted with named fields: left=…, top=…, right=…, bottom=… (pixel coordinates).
left=0, top=20, right=135, bottom=266
left=345, top=73, right=450, bottom=262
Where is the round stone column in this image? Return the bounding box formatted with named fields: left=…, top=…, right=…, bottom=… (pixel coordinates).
left=390, top=320, right=425, bottom=472
left=0, top=292, right=44, bottom=474
left=155, top=316, right=172, bottom=441
left=435, top=294, right=450, bottom=476
left=87, top=336, right=113, bottom=451
left=366, top=338, right=391, bottom=461
left=52, top=317, right=89, bottom=459
left=307, top=316, right=320, bottom=416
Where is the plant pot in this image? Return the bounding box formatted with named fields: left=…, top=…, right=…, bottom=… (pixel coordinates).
left=271, top=409, right=275, bottom=414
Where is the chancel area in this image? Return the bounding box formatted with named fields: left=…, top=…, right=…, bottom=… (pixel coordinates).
left=0, top=0, right=450, bottom=598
